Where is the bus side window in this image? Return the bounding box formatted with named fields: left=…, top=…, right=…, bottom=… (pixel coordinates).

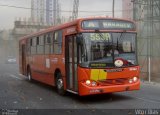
left=50, top=33, right=54, bottom=54
left=53, top=30, right=62, bottom=54
left=27, top=39, right=31, bottom=55
left=37, top=36, right=39, bottom=45
left=31, top=37, right=37, bottom=55
left=30, top=38, right=32, bottom=46
left=37, top=36, right=44, bottom=54
left=30, top=38, right=33, bottom=55
left=45, top=33, right=51, bottom=54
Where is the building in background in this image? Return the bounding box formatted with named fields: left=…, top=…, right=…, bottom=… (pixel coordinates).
left=122, top=0, right=160, bottom=83
left=31, top=0, right=45, bottom=24
left=133, top=0, right=160, bottom=82
left=12, top=18, right=51, bottom=58
left=0, top=29, right=16, bottom=62
left=122, top=0, right=133, bottom=20
left=31, top=0, right=61, bottom=25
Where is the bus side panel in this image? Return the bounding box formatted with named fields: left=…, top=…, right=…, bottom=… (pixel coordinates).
left=49, top=55, right=65, bottom=86
left=29, top=55, right=44, bottom=82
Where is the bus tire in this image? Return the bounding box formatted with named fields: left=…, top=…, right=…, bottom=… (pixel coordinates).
left=56, top=73, right=65, bottom=95
left=27, top=67, right=32, bottom=81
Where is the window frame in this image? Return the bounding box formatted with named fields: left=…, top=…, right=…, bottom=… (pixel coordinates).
left=53, top=30, right=63, bottom=54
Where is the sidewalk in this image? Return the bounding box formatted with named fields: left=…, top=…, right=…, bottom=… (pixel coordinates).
left=141, top=80, right=160, bottom=87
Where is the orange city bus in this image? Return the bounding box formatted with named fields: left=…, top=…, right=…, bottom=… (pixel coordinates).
left=19, top=17, right=140, bottom=96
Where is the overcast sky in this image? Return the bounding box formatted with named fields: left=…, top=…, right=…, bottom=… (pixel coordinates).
left=0, top=0, right=122, bottom=29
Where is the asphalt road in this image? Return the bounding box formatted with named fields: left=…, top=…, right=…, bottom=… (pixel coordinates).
left=0, top=63, right=160, bottom=114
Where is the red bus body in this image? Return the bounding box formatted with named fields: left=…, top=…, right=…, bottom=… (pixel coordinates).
left=19, top=17, right=140, bottom=96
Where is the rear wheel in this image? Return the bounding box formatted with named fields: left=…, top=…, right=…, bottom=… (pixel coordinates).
left=56, top=73, right=65, bottom=95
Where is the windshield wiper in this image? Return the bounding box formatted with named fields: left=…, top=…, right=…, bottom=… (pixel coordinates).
left=95, top=29, right=111, bottom=44
left=95, top=29, right=104, bottom=38
left=116, top=32, right=126, bottom=51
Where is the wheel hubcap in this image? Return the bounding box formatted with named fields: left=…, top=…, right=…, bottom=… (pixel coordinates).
left=57, top=79, right=63, bottom=89
left=28, top=73, right=31, bottom=80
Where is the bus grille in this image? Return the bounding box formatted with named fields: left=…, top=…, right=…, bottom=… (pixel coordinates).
left=98, top=78, right=128, bottom=86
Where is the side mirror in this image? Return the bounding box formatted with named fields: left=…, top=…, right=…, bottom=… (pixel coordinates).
left=76, top=34, right=83, bottom=44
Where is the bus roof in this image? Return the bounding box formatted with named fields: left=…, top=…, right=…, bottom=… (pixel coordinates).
left=19, top=17, right=135, bottom=41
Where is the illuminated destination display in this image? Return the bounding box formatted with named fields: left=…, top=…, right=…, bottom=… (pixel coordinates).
left=82, top=19, right=135, bottom=30
left=103, top=21, right=132, bottom=29
left=89, top=33, right=111, bottom=41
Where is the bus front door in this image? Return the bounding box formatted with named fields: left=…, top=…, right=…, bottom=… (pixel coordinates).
left=65, top=35, right=78, bottom=92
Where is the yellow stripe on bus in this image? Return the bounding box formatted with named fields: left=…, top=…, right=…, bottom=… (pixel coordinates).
left=90, top=69, right=107, bottom=81
left=90, top=69, right=99, bottom=81
left=99, top=70, right=107, bottom=80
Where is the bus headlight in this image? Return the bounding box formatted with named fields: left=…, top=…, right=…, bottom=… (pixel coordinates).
left=133, top=77, right=138, bottom=82
left=85, top=80, right=97, bottom=86
left=91, top=81, right=97, bottom=86
left=129, top=77, right=138, bottom=83
left=129, top=79, right=133, bottom=84
left=85, top=80, right=91, bottom=85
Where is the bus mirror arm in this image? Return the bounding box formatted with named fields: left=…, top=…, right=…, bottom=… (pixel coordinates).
left=76, top=34, right=83, bottom=45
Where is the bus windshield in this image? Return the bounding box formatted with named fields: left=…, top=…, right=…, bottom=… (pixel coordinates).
left=80, top=32, right=137, bottom=68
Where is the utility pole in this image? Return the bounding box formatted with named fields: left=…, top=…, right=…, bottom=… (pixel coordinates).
left=53, top=0, right=57, bottom=25
left=72, top=0, right=79, bottom=21
left=112, top=0, right=115, bottom=18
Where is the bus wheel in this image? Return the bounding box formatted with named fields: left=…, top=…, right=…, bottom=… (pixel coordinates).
left=56, top=73, right=65, bottom=95
left=27, top=68, right=32, bottom=81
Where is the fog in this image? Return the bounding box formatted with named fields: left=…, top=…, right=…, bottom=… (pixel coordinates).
left=0, top=0, right=122, bottom=62
left=0, top=0, right=122, bottom=29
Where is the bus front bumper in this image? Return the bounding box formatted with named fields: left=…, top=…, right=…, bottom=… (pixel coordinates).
left=78, top=80, right=140, bottom=96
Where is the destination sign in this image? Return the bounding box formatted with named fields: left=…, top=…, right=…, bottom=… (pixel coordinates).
left=103, top=21, right=132, bottom=29
left=82, top=19, right=135, bottom=30
left=89, top=33, right=111, bottom=41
